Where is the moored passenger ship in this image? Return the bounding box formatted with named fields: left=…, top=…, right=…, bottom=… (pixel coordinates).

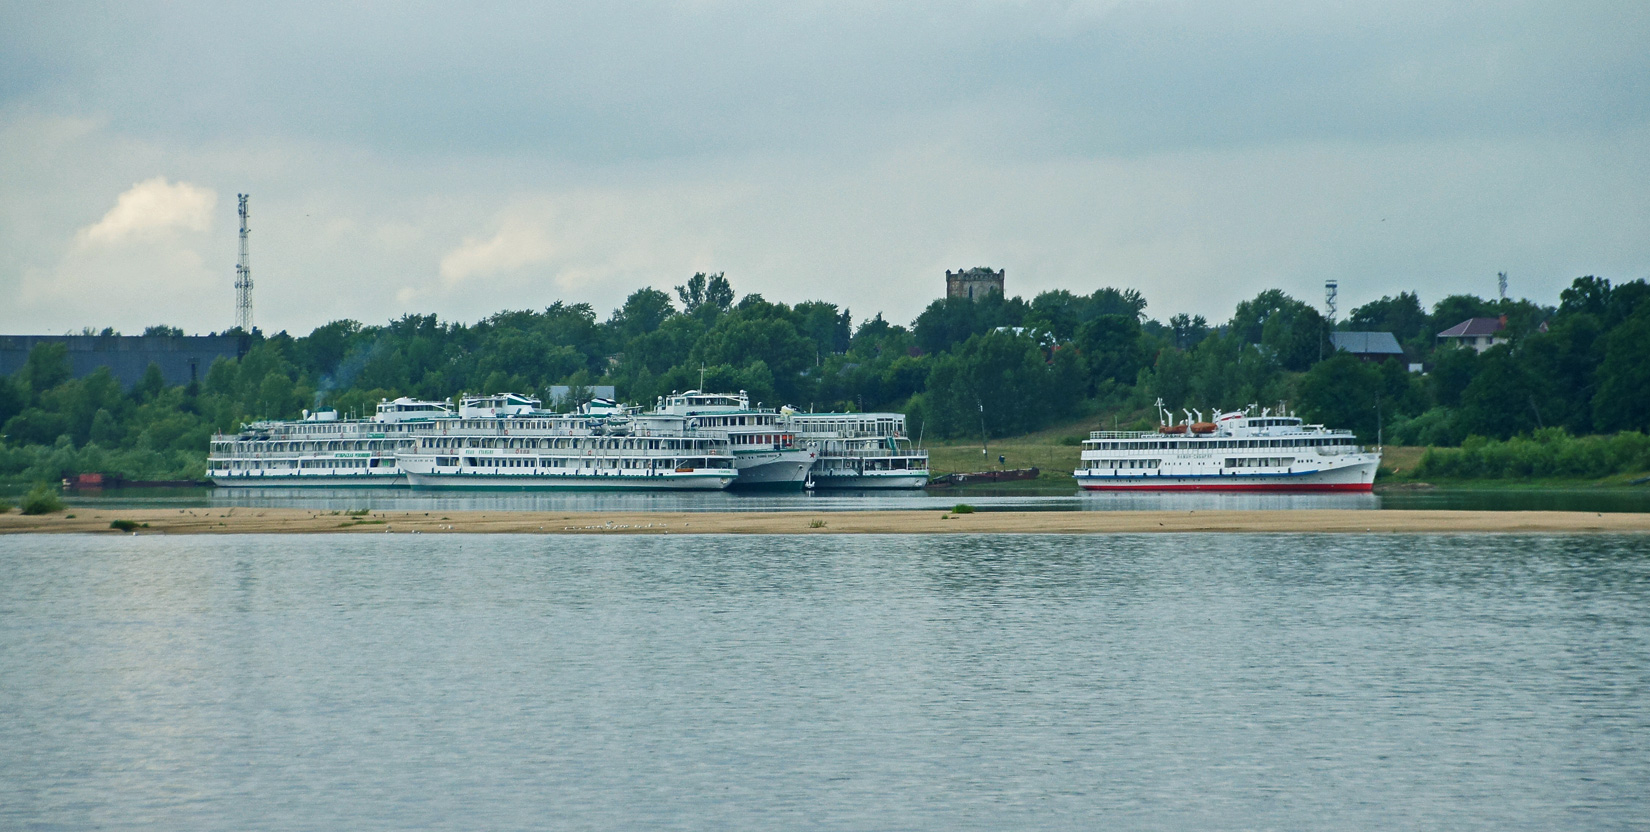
left=208, top=397, right=452, bottom=487
left=394, top=406, right=738, bottom=490
left=783, top=411, right=929, bottom=489
left=1074, top=404, right=1380, bottom=492
left=651, top=391, right=815, bottom=490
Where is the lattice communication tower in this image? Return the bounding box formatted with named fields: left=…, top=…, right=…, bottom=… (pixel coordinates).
left=1324, top=279, right=1338, bottom=323
left=1498, top=271, right=1508, bottom=301
left=235, top=194, right=253, bottom=333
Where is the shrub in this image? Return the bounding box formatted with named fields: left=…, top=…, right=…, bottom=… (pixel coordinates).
left=1413, top=430, right=1650, bottom=480
left=0, top=496, right=13, bottom=513
left=951, top=503, right=975, bottom=514
left=110, top=519, right=139, bottom=532
left=20, top=483, right=66, bottom=515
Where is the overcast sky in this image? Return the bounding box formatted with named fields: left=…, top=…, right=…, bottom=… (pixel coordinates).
left=2, top=1, right=1646, bottom=336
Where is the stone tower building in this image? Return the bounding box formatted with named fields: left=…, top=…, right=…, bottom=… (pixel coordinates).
left=945, top=267, right=1004, bottom=301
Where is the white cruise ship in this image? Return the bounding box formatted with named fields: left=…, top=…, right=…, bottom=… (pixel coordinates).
left=208, top=397, right=453, bottom=487
left=1073, top=403, right=1380, bottom=492
left=651, top=391, right=815, bottom=490
left=394, top=402, right=737, bottom=490
left=782, top=411, right=929, bottom=489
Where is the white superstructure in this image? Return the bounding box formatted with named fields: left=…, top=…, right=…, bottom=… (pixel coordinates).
left=1074, top=404, right=1379, bottom=492
left=783, top=411, right=929, bottom=489
left=394, top=405, right=737, bottom=490
left=652, top=390, right=815, bottom=490
left=208, top=397, right=452, bottom=487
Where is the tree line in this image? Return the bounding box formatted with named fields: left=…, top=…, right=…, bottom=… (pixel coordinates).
left=2, top=271, right=1647, bottom=482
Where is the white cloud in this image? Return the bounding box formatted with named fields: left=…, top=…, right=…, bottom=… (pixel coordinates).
left=438, top=217, right=555, bottom=285
left=78, top=177, right=216, bottom=245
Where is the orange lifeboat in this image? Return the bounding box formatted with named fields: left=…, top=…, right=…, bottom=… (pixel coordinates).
left=1189, top=422, right=1217, bottom=434
left=1158, top=424, right=1187, bottom=434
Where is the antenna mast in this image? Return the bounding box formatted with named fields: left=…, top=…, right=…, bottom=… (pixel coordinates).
left=1497, top=271, right=1508, bottom=301
left=235, top=194, right=253, bottom=333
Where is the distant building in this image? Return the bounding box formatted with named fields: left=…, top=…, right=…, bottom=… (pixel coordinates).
left=0, top=334, right=243, bottom=389
left=946, top=267, right=1004, bottom=301
left=1437, top=317, right=1506, bottom=353
left=1329, top=331, right=1404, bottom=362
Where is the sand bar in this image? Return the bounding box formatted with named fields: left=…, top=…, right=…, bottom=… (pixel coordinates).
left=3, top=508, right=1650, bottom=535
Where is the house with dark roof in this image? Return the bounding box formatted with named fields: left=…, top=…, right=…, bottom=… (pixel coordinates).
left=1437, top=316, right=1506, bottom=353
left=1329, top=331, right=1404, bottom=362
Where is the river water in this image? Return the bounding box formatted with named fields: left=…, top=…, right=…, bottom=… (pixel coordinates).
left=3, top=533, right=1648, bottom=830
left=55, top=485, right=1650, bottom=513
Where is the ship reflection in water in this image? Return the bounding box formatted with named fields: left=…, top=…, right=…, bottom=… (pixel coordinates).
left=202, top=487, right=1387, bottom=513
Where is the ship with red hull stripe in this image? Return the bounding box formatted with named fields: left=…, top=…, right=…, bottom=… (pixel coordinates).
left=1074, top=402, right=1380, bottom=493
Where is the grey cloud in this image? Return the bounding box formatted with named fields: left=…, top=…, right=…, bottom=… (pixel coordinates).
left=6, top=1, right=1646, bottom=162
left=1, top=1, right=1646, bottom=335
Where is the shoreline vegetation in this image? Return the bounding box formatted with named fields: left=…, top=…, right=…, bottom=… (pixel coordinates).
left=3, top=508, right=1649, bottom=535
left=4, top=274, right=1650, bottom=491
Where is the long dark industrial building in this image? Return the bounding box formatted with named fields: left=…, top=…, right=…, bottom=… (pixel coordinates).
left=0, top=334, right=245, bottom=389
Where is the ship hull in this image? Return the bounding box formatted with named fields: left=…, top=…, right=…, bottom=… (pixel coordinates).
left=210, top=472, right=405, bottom=487
left=1077, top=481, right=1373, bottom=492
left=1076, top=458, right=1378, bottom=492
left=404, top=471, right=733, bottom=490
left=730, top=449, right=815, bottom=491
left=810, top=472, right=930, bottom=490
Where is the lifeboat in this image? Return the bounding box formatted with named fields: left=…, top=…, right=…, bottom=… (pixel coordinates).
left=1189, top=422, right=1217, bottom=434
left=1158, top=424, right=1187, bottom=435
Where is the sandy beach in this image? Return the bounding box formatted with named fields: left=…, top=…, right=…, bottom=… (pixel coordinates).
left=3, top=507, right=1650, bottom=535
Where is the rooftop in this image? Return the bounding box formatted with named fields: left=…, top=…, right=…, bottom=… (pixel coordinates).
left=1330, top=331, right=1404, bottom=355
left=1438, top=317, right=1505, bottom=338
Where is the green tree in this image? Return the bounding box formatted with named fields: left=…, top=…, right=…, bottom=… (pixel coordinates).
left=675, top=272, right=734, bottom=315
left=1592, top=305, right=1650, bottom=432
left=609, top=288, right=676, bottom=342
left=1298, top=353, right=1384, bottom=442
left=21, top=342, right=72, bottom=393
left=1345, top=291, right=1427, bottom=341
left=0, top=376, right=24, bottom=426
left=1458, top=345, right=1549, bottom=439
left=1074, top=314, right=1146, bottom=389
left=132, top=363, right=167, bottom=403
left=1228, top=290, right=1328, bottom=371
left=923, top=331, right=1065, bottom=438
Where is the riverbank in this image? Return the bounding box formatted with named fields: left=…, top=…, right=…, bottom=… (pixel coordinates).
left=4, top=507, right=1650, bottom=534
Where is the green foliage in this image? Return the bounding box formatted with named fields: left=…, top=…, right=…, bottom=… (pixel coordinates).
left=1414, top=430, right=1650, bottom=480
left=1592, top=304, right=1650, bottom=432
left=20, top=482, right=66, bottom=515
left=6, top=273, right=1650, bottom=478
left=0, top=496, right=12, bottom=512
left=675, top=272, right=734, bottom=315
left=1298, top=353, right=1383, bottom=441
left=110, top=519, right=139, bottom=531
left=1345, top=292, right=1427, bottom=342
left=22, top=342, right=72, bottom=392
left=923, top=331, right=1074, bottom=438
left=951, top=503, right=975, bottom=514
left=1025, top=288, right=1146, bottom=342
left=912, top=292, right=1030, bottom=355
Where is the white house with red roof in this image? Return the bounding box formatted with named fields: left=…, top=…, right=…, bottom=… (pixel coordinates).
left=1437, top=316, right=1507, bottom=353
